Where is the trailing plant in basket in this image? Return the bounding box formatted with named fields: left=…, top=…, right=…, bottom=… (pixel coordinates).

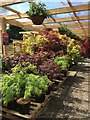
left=26, top=2, right=50, bottom=25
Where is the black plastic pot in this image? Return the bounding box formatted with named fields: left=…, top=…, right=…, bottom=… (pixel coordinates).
left=35, top=94, right=45, bottom=103
left=59, top=31, right=65, bottom=35
left=45, top=87, right=51, bottom=95
left=7, top=99, right=17, bottom=110
left=49, top=82, right=59, bottom=91
left=16, top=98, right=31, bottom=114
left=61, top=70, right=67, bottom=77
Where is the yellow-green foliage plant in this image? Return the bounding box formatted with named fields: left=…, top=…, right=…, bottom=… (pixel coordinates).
left=22, top=33, right=48, bottom=55
left=67, top=39, right=81, bottom=64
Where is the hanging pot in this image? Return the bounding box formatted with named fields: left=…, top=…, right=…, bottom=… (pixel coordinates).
left=30, top=15, right=45, bottom=25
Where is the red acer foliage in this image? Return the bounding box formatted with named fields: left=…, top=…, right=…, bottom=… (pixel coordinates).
left=39, top=28, right=67, bottom=52
left=81, top=39, right=90, bottom=57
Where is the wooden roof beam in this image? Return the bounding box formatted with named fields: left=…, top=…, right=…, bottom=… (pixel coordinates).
left=3, top=17, right=35, bottom=31
left=49, top=14, right=62, bottom=25
left=0, top=0, right=34, bottom=7
left=22, top=24, right=88, bottom=31
left=60, top=1, right=81, bottom=30
left=2, top=4, right=89, bottom=20
left=6, top=19, right=23, bottom=28
left=21, top=22, right=88, bottom=29
left=71, top=30, right=88, bottom=33
left=21, top=15, right=89, bottom=25
left=2, top=6, right=22, bottom=18
left=49, top=4, right=89, bottom=15
left=67, top=0, right=87, bottom=36
left=27, top=24, right=88, bottom=30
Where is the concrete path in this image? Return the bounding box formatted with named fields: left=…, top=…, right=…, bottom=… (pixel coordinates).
left=37, top=58, right=90, bottom=119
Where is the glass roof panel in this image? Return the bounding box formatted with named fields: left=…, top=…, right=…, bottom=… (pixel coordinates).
left=16, top=18, right=31, bottom=22
left=43, top=1, right=69, bottom=10
left=52, top=12, right=73, bottom=19
left=0, top=7, right=15, bottom=15
left=63, top=21, right=76, bottom=24
left=76, top=11, right=88, bottom=16
left=70, top=0, right=88, bottom=5
left=80, top=20, right=88, bottom=22
left=8, top=2, right=30, bottom=13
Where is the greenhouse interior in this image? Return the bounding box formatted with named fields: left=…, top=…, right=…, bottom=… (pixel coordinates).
left=0, top=0, right=90, bottom=119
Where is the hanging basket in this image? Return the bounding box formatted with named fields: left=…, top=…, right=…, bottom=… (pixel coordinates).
left=30, top=15, right=45, bottom=25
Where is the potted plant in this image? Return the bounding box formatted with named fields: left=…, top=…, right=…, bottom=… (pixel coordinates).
left=58, top=25, right=68, bottom=35
left=26, top=2, right=50, bottom=25
left=48, top=82, right=59, bottom=91
left=66, top=29, right=71, bottom=37
left=2, top=74, right=21, bottom=110
left=33, top=88, right=45, bottom=103
left=38, top=75, right=51, bottom=95
left=28, top=74, right=51, bottom=102
left=54, top=55, right=70, bottom=71
left=16, top=98, right=31, bottom=114
left=70, top=32, right=76, bottom=39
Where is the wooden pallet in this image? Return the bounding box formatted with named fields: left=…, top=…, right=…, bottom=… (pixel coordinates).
left=1, top=93, right=53, bottom=120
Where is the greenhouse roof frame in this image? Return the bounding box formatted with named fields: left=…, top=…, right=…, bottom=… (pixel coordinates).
left=0, top=0, right=89, bottom=37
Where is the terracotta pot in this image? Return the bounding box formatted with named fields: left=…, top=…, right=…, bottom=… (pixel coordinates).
left=30, top=15, right=45, bottom=25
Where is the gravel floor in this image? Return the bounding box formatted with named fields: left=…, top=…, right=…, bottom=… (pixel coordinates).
left=37, top=58, right=90, bottom=119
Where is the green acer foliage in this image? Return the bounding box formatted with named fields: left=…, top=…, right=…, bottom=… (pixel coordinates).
left=54, top=55, right=70, bottom=70
left=24, top=74, right=51, bottom=99
left=70, top=32, right=83, bottom=40
left=2, top=72, right=51, bottom=105
left=2, top=74, right=23, bottom=105
left=11, top=62, right=38, bottom=75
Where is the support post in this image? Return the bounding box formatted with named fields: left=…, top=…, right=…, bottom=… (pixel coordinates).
left=0, top=18, right=2, bottom=56
left=2, top=18, right=7, bottom=56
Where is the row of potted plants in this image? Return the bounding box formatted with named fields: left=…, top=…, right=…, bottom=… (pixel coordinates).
left=58, top=25, right=83, bottom=40
left=2, top=28, right=82, bottom=114
left=2, top=63, right=52, bottom=114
